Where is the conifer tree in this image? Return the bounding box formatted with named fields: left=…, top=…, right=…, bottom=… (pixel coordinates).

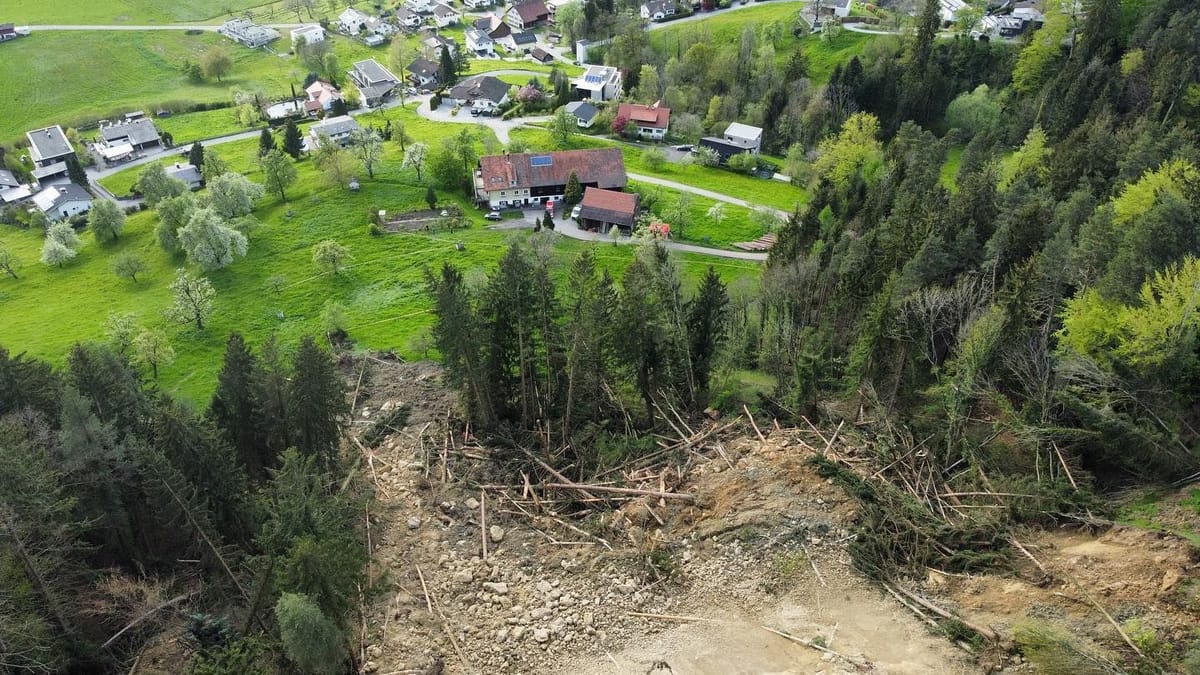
left=282, top=120, right=304, bottom=159
left=288, top=336, right=346, bottom=472
left=210, top=333, right=271, bottom=481
left=258, top=128, right=276, bottom=157
left=438, top=45, right=457, bottom=87
left=188, top=141, right=206, bottom=170
left=564, top=171, right=582, bottom=206
left=254, top=336, right=294, bottom=461
left=686, top=266, right=730, bottom=401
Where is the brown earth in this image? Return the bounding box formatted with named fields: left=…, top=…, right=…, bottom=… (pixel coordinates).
left=354, top=358, right=1200, bottom=675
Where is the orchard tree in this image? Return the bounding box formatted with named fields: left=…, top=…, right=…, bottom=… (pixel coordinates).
left=88, top=199, right=126, bottom=242
left=402, top=142, right=428, bottom=182
left=42, top=222, right=81, bottom=266
left=155, top=193, right=196, bottom=253
left=665, top=193, right=693, bottom=238
left=348, top=129, right=383, bottom=179
left=202, top=149, right=231, bottom=182
left=393, top=119, right=412, bottom=152
left=132, top=329, right=175, bottom=380
left=312, top=136, right=356, bottom=187
left=207, top=172, right=265, bottom=220
left=179, top=207, right=249, bottom=270
left=282, top=120, right=304, bottom=159
left=165, top=268, right=215, bottom=330
left=0, top=246, right=20, bottom=279
left=550, top=107, right=577, bottom=149
left=135, top=163, right=188, bottom=206
left=201, top=46, right=234, bottom=82
left=312, top=240, right=351, bottom=275
left=260, top=149, right=298, bottom=201
left=111, top=251, right=147, bottom=282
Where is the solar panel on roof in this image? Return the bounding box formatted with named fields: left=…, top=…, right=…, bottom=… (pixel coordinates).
left=530, top=156, right=553, bottom=167
left=584, top=74, right=603, bottom=83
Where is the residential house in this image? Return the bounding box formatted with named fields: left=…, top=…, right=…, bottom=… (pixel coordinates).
left=405, top=0, right=435, bottom=14
left=722, top=122, right=762, bottom=155
left=423, top=33, right=458, bottom=57
left=507, top=0, right=550, bottom=30
left=616, top=101, right=671, bottom=140
left=1, top=185, right=33, bottom=206
left=474, top=14, right=513, bottom=47
left=463, top=0, right=492, bottom=8
left=407, top=58, right=441, bottom=88
left=305, top=80, right=344, bottom=113
left=0, top=24, right=17, bottom=42
left=578, top=187, right=638, bottom=234
left=0, top=169, right=19, bottom=190
left=475, top=148, right=626, bottom=208
left=939, top=0, right=966, bottom=24
left=32, top=184, right=92, bottom=221
left=448, top=75, right=511, bottom=111
left=465, top=28, right=495, bottom=56
left=432, top=3, right=461, bottom=28
left=572, top=65, right=622, bottom=102
left=348, top=58, right=402, bottom=106
left=218, top=18, right=280, bottom=47
left=640, top=0, right=677, bottom=22
left=166, top=163, right=203, bottom=190
left=530, top=46, right=554, bottom=64
left=291, top=24, right=326, bottom=46
left=564, top=101, right=599, bottom=128
left=395, top=7, right=422, bottom=29
left=821, top=0, right=853, bottom=19
left=307, top=115, right=362, bottom=148
left=338, top=7, right=373, bottom=33
left=99, top=117, right=162, bottom=151
left=25, top=125, right=74, bottom=182
left=511, top=30, right=537, bottom=53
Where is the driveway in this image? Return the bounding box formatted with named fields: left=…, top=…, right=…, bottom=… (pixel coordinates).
left=489, top=207, right=768, bottom=261
left=417, top=99, right=549, bottom=145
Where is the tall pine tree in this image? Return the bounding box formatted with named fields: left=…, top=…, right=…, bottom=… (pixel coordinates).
left=282, top=120, right=304, bottom=159
left=288, top=336, right=346, bottom=473
left=686, top=266, right=730, bottom=402
left=210, top=333, right=270, bottom=480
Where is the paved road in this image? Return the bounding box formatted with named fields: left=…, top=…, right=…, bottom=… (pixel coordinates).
left=26, top=23, right=308, bottom=31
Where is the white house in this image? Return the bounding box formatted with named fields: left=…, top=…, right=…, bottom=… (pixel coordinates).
left=348, top=58, right=402, bottom=106
left=407, top=58, right=440, bottom=88
left=448, top=75, right=511, bottom=111
left=307, top=115, right=362, bottom=149
left=465, top=28, right=495, bottom=56
left=395, top=7, right=422, bottom=29
left=825, top=0, right=852, bottom=19
left=291, top=24, right=326, bottom=46
left=25, top=125, right=74, bottom=182
left=304, top=80, right=344, bottom=113
left=640, top=0, right=677, bottom=22
left=32, top=184, right=92, bottom=221
left=572, top=65, right=622, bottom=102
left=463, top=0, right=492, bottom=8
left=723, top=122, right=763, bottom=156
left=432, top=3, right=461, bottom=27
left=338, top=7, right=373, bottom=33
left=405, top=0, right=435, bottom=14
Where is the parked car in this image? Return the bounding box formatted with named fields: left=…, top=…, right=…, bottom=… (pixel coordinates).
left=470, top=108, right=482, bottom=116
left=570, top=204, right=582, bottom=220
left=440, top=210, right=450, bottom=217
left=484, top=211, right=503, bottom=221
left=674, top=144, right=694, bottom=152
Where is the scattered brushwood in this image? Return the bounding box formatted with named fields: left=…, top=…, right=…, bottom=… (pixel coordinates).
left=358, top=404, right=412, bottom=447
left=1013, top=621, right=1125, bottom=675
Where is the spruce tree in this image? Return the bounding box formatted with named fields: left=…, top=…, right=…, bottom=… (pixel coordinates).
left=438, top=45, right=457, bottom=87
left=65, top=156, right=87, bottom=186
left=188, top=141, right=206, bottom=169
left=258, top=128, right=276, bottom=157
left=210, top=333, right=271, bottom=481
left=564, top=171, right=582, bottom=206
left=425, top=185, right=437, bottom=210
left=254, top=336, right=293, bottom=462
left=288, top=336, right=346, bottom=473
left=282, top=120, right=304, bottom=159
left=686, top=266, right=730, bottom=401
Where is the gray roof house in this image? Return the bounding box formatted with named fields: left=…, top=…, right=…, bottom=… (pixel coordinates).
left=0, top=169, right=19, bottom=190
left=564, top=101, right=599, bottom=128
left=26, top=125, right=74, bottom=167
left=218, top=18, right=280, bottom=47
left=348, top=59, right=402, bottom=106
left=465, top=28, right=494, bottom=55
left=448, top=75, right=511, bottom=110
left=307, top=115, right=362, bottom=149
left=407, top=58, right=440, bottom=87
left=32, top=184, right=92, bottom=221
left=99, top=117, right=162, bottom=150
left=166, top=163, right=203, bottom=190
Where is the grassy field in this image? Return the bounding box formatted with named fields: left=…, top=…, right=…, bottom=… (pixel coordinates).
left=632, top=181, right=770, bottom=248
left=6, top=120, right=760, bottom=404
left=156, top=107, right=264, bottom=145
left=649, top=4, right=878, bottom=85
left=8, top=0, right=270, bottom=24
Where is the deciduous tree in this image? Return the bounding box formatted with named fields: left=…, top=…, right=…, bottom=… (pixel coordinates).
left=550, top=107, right=577, bottom=149
left=132, top=329, right=175, bottom=380
left=311, top=240, right=350, bottom=275
left=165, top=269, right=215, bottom=330
left=179, top=207, right=248, bottom=270
left=201, top=46, right=234, bottom=82
left=135, top=164, right=188, bottom=206
left=259, top=149, right=298, bottom=201
left=348, top=129, right=383, bottom=179
left=207, top=172, right=265, bottom=220
left=0, top=246, right=21, bottom=279
left=111, top=251, right=147, bottom=282
left=402, top=142, right=428, bottom=182
left=88, top=199, right=126, bottom=242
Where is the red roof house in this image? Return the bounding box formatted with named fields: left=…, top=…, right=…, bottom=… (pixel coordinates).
left=616, top=101, right=671, bottom=140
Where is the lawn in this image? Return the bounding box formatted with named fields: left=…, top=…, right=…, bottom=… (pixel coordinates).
left=940, top=145, right=964, bottom=192
left=156, top=107, right=264, bottom=145
left=5, top=125, right=760, bottom=405
left=8, top=0, right=271, bottom=24
left=0, top=31, right=301, bottom=144
left=632, top=181, right=772, bottom=249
